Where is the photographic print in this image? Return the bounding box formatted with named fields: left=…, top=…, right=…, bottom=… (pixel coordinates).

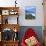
left=25, top=6, right=36, bottom=19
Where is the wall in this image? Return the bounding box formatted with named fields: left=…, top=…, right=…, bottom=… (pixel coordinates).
left=0, top=0, right=44, bottom=26
left=18, top=0, right=44, bottom=26
left=0, top=0, right=15, bottom=7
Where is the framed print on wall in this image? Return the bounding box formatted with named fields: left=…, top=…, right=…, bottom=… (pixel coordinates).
left=25, top=6, right=36, bottom=19
left=2, top=10, right=9, bottom=15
